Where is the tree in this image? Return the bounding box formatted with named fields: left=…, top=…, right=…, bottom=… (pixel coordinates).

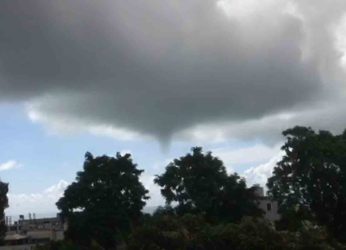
left=267, top=126, right=346, bottom=240
left=154, top=147, right=261, bottom=222
left=56, top=152, right=149, bottom=249
left=0, top=181, right=8, bottom=244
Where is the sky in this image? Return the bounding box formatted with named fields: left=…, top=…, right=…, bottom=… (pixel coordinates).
left=1, top=0, right=346, bottom=217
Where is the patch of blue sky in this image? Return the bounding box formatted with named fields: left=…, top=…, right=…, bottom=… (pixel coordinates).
left=0, top=103, right=268, bottom=197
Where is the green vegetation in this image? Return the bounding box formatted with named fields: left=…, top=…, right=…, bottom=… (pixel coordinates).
left=154, top=147, right=262, bottom=222
left=128, top=215, right=346, bottom=250
left=56, top=152, right=148, bottom=249
left=268, top=126, right=346, bottom=241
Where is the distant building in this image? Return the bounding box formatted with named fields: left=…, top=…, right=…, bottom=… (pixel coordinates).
left=0, top=214, right=66, bottom=250
left=253, top=186, right=281, bottom=222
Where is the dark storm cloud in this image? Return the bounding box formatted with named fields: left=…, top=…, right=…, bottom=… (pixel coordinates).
left=1, top=0, right=345, bottom=142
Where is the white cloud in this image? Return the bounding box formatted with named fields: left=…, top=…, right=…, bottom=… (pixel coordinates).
left=243, top=152, right=284, bottom=187
left=6, top=180, right=69, bottom=216
left=217, top=0, right=285, bottom=22
left=0, top=160, right=21, bottom=172
left=214, top=143, right=282, bottom=167
left=28, top=105, right=144, bottom=141
left=140, top=173, right=164, bottom=207
left=43, top=180, right=69, bottom=199
left=333, top=13, right=346, bottom=68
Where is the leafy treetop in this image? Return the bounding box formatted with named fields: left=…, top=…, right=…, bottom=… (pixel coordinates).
left=267, top=126, right=346, bottom=240
left=56, top=152, right=149, bottom=249
left=155, top=147, right=261, bottom=222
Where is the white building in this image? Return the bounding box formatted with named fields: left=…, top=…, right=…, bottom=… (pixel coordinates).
left=254, top=186, right=281, bottom=222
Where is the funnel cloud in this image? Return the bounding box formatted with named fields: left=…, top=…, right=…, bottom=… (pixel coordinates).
left=1, top=0, right=346, bottom=144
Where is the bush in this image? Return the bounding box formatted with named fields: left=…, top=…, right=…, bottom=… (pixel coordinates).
left=128, top=216, right=346, bottom=250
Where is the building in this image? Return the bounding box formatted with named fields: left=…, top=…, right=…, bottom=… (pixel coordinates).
left=0, top=214, right=65, bottom=250
left=254, top=186, right=281, bottom=222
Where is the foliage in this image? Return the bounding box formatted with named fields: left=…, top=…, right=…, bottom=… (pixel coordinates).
left=0, top=181, right=8, bottom=244
left=128, top=215, right=346, bottom=250
left=199, top=217, right=287, bottom=250
left=152, top=205, right=176, bottom=217
left=202, top=218, right=346, bottom=250
left=56, top=152, right=149, bottom=249
left=154, top=147, right=261, bottom=222
left=34, top=240, right=105, bottom=250
left=34, top=240, right=82, bottom=250
left=267, top=126, right=346, bottom=240
left=127, top=213, right=206, bottom=250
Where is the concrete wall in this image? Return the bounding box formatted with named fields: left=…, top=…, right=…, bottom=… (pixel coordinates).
left=257, top=198, right=281, bottom=222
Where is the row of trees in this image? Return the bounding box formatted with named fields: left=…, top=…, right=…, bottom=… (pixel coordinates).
left=56, top=147, right=263, bottom=249
left=51, top=126, right=346, bottom=249
left=2, top=125, right=346, bottom=249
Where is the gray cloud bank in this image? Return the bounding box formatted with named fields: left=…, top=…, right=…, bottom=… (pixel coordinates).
left=1, top=0, right=346, bottom=143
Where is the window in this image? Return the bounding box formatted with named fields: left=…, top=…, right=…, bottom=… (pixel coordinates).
left=267, top=203, right=272, bottom=211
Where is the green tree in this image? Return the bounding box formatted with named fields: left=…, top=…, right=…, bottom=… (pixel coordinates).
left=0, top=181, right=8, bottom=244
left=56, top=152, right=149, bottom=249
left=128, top=213, right=206, bottom=250
left=267, top=126, right=346, bottom=240
left=154, top=147, right=261, bottom=222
